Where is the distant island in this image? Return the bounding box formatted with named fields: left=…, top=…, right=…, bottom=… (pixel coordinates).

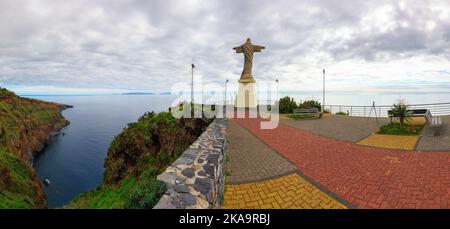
left=122, top=92, right=155, bottom=95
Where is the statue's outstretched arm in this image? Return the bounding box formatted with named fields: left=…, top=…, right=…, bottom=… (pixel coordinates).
left=233, top=46, right=244, bottom=53
left=253, top=45, right=266, bottom=52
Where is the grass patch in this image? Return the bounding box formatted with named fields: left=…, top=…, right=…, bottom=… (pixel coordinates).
left=287, top=113, right=318, bottom=120
left=66, top=178, right=138, bottom=209
left=377, top=123, right=424, bottom=136
left=0, top=148, right=42, bottom=209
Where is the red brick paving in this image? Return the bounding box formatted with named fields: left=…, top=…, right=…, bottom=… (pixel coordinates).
left=235, top=118, right=450, bottom=209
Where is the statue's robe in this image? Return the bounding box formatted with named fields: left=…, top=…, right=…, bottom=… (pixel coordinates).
left=234, top=40, right=265, bottom=81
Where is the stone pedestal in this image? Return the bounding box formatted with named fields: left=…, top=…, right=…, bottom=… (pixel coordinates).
left=235, top=78, right=257, bottom=108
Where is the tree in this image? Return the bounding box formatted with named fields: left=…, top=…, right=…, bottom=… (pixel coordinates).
left=278, top=96, right=298, bottom=114
left=298, top=100, right=322, bottom=112
left=391, top=100, right=412, bottom=127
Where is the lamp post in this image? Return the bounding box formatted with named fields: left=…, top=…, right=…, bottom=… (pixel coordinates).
left=191, top=63, right=195, bottom=105
left=322, top=68, right=325, bottom=113
left=224, top=79, right=229, bottom=105
left=275, top=78, right=279, bottom=103
left=224, top=79, right=229, bottom=117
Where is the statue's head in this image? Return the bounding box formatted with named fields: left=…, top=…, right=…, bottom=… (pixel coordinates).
left=246, top=38, right=251, bottom=43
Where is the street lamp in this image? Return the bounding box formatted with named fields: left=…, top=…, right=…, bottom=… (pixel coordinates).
left=322, top=68, right=325, bottom=113
left=191, top=63, right=195, bottom=105
left=275, top=78, right=279, bottom=103
left=224, top=79, right=229, bottom=106
left=224, top=79, right=229, bottom=117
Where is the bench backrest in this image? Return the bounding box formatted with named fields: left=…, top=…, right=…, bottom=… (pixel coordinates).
left=294, top=108, right=319, bottom=113
left=389, top=109, right=429, bottom=117
left=411, top=109, right=428, bottom=115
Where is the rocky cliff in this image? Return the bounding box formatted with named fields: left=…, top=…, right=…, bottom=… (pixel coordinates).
left=0, top=88, right=70, bottom=208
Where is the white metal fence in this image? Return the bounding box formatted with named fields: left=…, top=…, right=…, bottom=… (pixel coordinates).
left=324, top=102, right=450, bottom=117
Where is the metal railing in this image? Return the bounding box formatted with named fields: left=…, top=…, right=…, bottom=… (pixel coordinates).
left=324, top=102, right=450, bottom=117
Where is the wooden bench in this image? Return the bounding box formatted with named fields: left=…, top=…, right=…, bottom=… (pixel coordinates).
left=387, top=109, right=428, bottom=123
left=294, top=107, right=319, bottom=114
left=425, top=110, right=442, bottom=136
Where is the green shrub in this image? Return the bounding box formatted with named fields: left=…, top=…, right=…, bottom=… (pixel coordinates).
left=390, top=100, right=412, bottom=126
left=298, top=100, right=322, bottom=111
left=336, top=111, right=349, bottom=115
left=378, top=123, right=423, bottom=135
left=66, top=178, right=138, bottom=209
left=287, top=113, right=317, bottom=120
left=0, top=88, right=16, bottom=97
left=125, top=176, right=166, bottom=209
left=278, top=96, right=298, bottom=114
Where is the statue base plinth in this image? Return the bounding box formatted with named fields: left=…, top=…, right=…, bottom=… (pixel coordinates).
left=239, top=74, right=256, bottom=83
left=235, top=81, right=257, bottom=108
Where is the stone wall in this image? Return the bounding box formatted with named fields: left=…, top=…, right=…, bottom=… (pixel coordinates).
left=154, top=118, right=228, bottom=209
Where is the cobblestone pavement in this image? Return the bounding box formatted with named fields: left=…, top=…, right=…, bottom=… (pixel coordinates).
left=235, top=118, right=450, bottom=209
left=226, top=120, right=296, bottom=184
left=357, top=134, right=420, bottom=150
left=223, top=172, right=347, bottom=209
left=281, top=115, right=389, bottom=142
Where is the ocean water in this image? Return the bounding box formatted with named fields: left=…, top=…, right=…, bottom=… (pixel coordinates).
left=28, top=92, right=449, bottom=208
left=31, top=95, right=176, bottom=208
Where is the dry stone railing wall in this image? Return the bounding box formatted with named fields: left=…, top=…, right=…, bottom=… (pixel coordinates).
left=153, top=118, right=228, bottom=209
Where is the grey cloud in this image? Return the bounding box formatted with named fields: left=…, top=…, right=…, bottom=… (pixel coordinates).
left=324, top=0, right=450, bottom=61
left=0, top=0, right=449, bottom=91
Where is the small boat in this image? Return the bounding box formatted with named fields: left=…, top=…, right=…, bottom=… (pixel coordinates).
left=43, top=179, right=51, bottom=186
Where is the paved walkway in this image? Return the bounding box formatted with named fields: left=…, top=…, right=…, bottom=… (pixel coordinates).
left=223, top=119, right=348, bottom=209
left=281, top=115, right=389, bottom=142
left=226, top=120, right=296, bottom=184
left=235, top=118, right=450, bottom=209
left=417, top=115, right=450, bottom=151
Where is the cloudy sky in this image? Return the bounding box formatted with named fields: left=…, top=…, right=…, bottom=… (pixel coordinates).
left=1, top=0, right=450, bottom=94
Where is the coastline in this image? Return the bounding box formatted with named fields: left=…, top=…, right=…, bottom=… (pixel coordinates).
left=31, top=104, right=73, bottom=165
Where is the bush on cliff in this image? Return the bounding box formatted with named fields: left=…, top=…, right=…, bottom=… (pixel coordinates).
left=124, top=171, right=166, bottom=209
left=0, top=148, right=44, bottom=208
left=103, top=111, right=207, bottom=184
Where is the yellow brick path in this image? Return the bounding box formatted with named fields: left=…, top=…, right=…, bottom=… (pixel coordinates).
left=222, top=173, right=347, bottom=209
left=357, top=134, right=419, bottom=150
